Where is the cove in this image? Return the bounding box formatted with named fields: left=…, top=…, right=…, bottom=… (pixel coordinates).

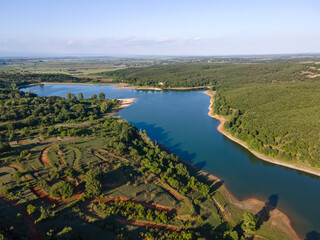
left=23, top=84, right=320, bottom=238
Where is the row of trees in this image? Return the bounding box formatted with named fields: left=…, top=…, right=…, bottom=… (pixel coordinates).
left=97, top=200, right=173, bottom=224
left=66, top=92, right=106, bottom=101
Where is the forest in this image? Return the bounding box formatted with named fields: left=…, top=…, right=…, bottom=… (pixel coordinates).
left=100, top=62, right=308, bottom=88
left=0, top=72, right=91, bottom=88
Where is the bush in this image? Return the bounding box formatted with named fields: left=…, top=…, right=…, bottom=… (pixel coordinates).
left=85, top=168, right=102, bottom=197
left=27, top=204, right=36, bottom=215
left=49, top=181, right=75, bottom=198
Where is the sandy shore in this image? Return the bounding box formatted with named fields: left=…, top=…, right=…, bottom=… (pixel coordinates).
left=93, top=82, right=209, bottom=91
left=112, top=83, right=163, bottom=91
left=204, top=90, right=320, bottom=177
left=105, top=83, right=209, bottom=91
left=224, top=192, right=300, bottom=240
left=107, top=98, right=136, bottom=116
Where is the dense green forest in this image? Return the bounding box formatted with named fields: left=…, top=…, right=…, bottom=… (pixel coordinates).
left=101, top=62, right=309, bottom=88
left=214, top=80, right=320, bottom=166
left=0, top=72, right=293, bottom=239
left=0, top=72, right=91, bottom=88
left=102, top=62, right=320, bottom=169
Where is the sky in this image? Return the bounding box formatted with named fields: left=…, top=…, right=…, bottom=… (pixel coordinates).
left=0, top=0, right=319, bottom=56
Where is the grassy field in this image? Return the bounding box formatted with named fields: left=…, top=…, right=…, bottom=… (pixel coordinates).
left=0, top=57, right=159, bottom=76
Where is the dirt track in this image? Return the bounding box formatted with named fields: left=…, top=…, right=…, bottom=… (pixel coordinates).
left=117, top=218, right=181, bottom=232
left=211, top=195, right=232, bottom=224
left=10, top=164, right=62, bottom=205
left=92, top=151, right=116, bottom=169
left=57, top=150, right=66, bottom=165
left=97, top=149, right=129, bottom=162
left=40, top=146, right=52, bottom=167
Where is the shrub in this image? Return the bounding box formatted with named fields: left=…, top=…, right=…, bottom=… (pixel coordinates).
left=49, top=181, right=75, bottom=198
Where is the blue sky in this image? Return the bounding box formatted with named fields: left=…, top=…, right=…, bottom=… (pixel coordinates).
left=0, top=0, right=319, bottom=56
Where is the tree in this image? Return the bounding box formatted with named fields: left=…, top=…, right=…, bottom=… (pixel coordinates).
left=36, top=206, right=55, bottom=223
left=241, top=212, right=257, bottom=238
left=78, top=92, right=83, bottom=100
left=27, top=204, right=36, bottom=215
left=223, top=230, right=239, bottom=240
left=49, top=181, right=75, bottom=198
left=98, top=92, right=105, bottom=100
left=85, top=168, right=102, bottom=197
left=56, top=227, right=79, bottom=240
left=91, top=94, right=97, bottom=100
left=66, top=93, right=75, bottom=101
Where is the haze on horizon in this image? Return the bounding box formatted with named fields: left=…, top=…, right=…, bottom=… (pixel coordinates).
left=0, top=0, right=319, bottom=56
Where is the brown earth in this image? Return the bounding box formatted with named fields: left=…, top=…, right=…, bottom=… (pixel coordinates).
left=40, top=146, right=52, bottom=167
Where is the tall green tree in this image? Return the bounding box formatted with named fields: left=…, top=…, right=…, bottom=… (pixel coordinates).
left=66, top=93, right=75, bottom=101
left=241, top=212, right=257, bottom=238
left=85, top=168, right=102, bottom=197
left=98, top=92, right=105, bottom=100
left=78, top=92, right=84, bottom=100
left=91, top=94, right=97, bottom=100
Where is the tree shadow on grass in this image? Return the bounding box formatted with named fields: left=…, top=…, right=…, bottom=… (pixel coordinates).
left=211, top=180, right=224, bottom=192
left=255, top=194, right=278, bottom=230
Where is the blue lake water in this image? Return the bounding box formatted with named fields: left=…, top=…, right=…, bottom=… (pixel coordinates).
left=23, top=84, right=320, bottom=238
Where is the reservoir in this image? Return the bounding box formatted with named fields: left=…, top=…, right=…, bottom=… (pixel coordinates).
left=23, top=84, right=320, bottom=238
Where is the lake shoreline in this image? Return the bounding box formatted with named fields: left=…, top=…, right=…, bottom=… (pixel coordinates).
left=203, top=90, right=303, bottom=239
left=158, top=143, right=300, bottom=240
left=204, top=90, right=320, bottom=178
left=26, top=82, right=209, bottom=91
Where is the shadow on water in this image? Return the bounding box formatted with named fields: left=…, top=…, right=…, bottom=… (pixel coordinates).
left=131, top=121, right=197, bottom=164
left=133, top=122, right=170, bottom=144
left=194, top=161, right=207, bottom=169
left=256, top=194, right=278, bottom=230
left=305, top=231, right=320, bottom=240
